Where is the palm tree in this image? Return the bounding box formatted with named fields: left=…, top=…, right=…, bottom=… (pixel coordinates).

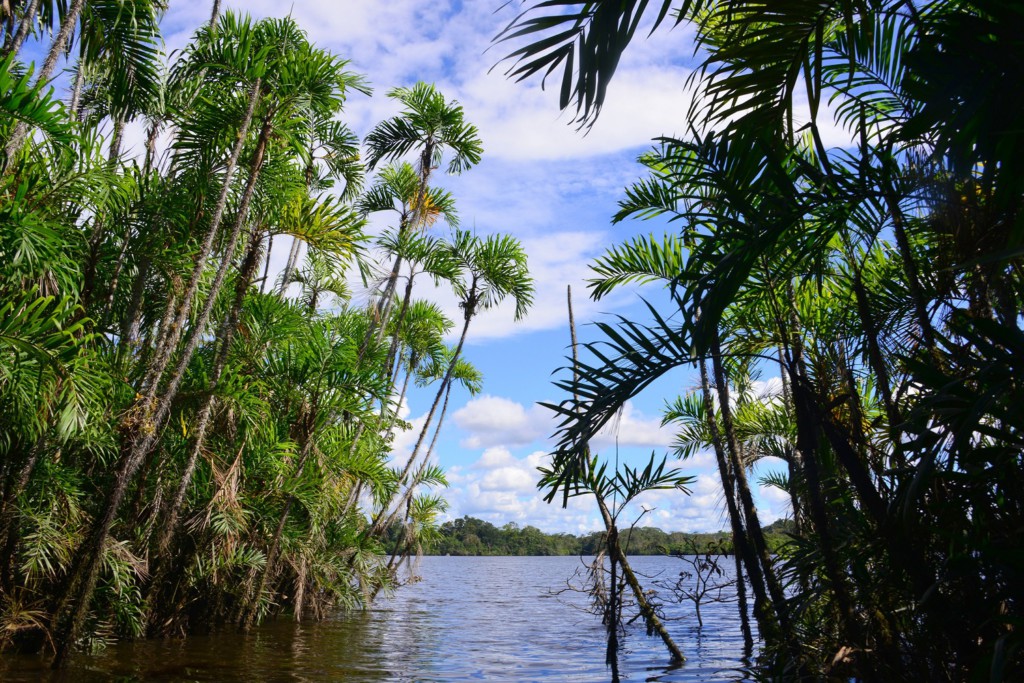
left=361, top=83, right=481, bottom=342
left=49, top=15, right=369, bottom=665
left=369, top=229, right=533, bottom=537
left=500, top=2, right=1024, bottom=676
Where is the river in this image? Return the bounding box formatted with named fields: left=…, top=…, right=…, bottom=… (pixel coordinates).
left=1, top=556, right=756, bottom=681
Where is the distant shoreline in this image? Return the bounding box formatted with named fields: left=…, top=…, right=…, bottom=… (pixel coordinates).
left=424, top=515, right=793, bottom=556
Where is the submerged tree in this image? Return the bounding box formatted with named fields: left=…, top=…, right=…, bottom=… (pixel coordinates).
left=0, top=8, right=521, bottom=667
left=501, top=0, right=1024, bottom=679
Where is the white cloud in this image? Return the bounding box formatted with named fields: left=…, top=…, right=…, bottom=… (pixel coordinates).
left=452, top=395, right=553, bottom=449
left=591, top=402, right=674, bottom=450
left=436, top=437, right=741, bottom=534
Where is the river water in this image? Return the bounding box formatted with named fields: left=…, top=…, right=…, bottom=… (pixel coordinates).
left=2, top=556, right=755, bottom=681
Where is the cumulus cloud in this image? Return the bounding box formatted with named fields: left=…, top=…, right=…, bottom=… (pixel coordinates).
left=452, top=395, right=552, bottom=449
left=438, top=438, right=740, bottom=534
left=591, top=402, right=675, bottom=450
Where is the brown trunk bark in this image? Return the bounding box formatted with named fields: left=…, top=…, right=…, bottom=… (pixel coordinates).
left=4, top=0, right=86, bottom=159
left=709, top=336, right=793, bottom=642
left=2, top=0, right=40, bottom=59
left=50, top=98, right=270, bottom=669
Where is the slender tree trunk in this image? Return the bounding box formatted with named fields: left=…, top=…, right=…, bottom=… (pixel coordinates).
left=50, top=100, right=270, bottom=670
left=0, top=436, right=43, bottom=592
left=120, top=255, right=150, bottom=350
left=260, top=234, right=274, bottom=293
left=108, top=115, right=126, bottom=163
left=35, top=0, right=85, bottom=86
left=209, top=0, right=222, bottom=28
left=3, top=0, right=41, bottom=59
left=143, top=119, right=162, bottom=174
left=567, top=287, right=684, bottom=663
left=698, top=360, right=772, bottom=635
left=369, top=313, right=469, bottom=538
left=375, top=382, right=454, bottom=542
left=783, top=331, right=859, bottom=635
left=383, top=365, right=413, bottom=442
left=356, top=214, right=411, bottom=361
left=4, top=0, right=86, bottom=159
left=383, top=265, right=416, bottom=377
left=142, top=81, right=260, bottom=398
left=709, top=336, right=793, bottom=643
left=733, top=548, right=753, bottom=656
left=156, top=222, right=266, bottom=558
left=278, top=237, right=302, bottom=295
left=69, top=61, right=85, bottom=119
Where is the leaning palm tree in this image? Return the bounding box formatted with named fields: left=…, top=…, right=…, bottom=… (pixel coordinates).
left=361, top=83, right=481, bottom=340
left=369, top=229, right=533, bottom=537
left=49, top=14, right=369, bottom=665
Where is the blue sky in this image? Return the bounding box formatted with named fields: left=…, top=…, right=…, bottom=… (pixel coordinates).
left=60, top=1, right=806, bottom=533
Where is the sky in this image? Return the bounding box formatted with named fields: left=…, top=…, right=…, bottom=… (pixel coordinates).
left=59, top=1, right=798, bottom=533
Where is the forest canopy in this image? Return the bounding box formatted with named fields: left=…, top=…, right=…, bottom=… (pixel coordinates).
left=426, top=516, right=793, bottom=556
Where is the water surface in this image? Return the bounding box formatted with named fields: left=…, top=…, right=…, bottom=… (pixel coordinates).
left=2, top=555, right=755, bottom=681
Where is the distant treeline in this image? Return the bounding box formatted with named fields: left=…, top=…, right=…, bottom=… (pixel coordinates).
left=427, top=516, right=794, bottom=556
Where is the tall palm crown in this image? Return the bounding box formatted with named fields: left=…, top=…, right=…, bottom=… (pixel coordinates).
left=365, top=82, right=483, bottom=180
left=446, top=229, right=534, bottom=323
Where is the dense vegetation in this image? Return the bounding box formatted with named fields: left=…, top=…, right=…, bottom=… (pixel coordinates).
left=428, top=516, right=792, bottom=556
left=500, top=0, right=1024, bottom=680
left=0, top=3, right=533, bottom=665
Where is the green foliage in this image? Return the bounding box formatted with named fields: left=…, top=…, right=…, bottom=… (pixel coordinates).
left=429, top=515, right=791, bottom=557
left=0, top=10, right=510, bottom=662
left=503, top=0, right=1024, bottom=679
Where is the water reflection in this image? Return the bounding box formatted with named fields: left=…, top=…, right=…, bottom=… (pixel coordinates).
left=1, top=556, right=756, bottom=681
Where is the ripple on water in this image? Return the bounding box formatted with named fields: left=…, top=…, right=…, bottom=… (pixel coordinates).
left=0, top=555, right=757, bottom=682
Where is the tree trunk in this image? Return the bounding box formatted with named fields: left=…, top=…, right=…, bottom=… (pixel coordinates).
left=141, top=79, right=261, bottom=401
left=709, top=336, right=793, bottom=642
left=2, top=0, right=41, bottom=59
left=108, top=115, right=126, bottom=164
left=50, top=97, right=270, bottom=669
left=567, top=287, right=684, bottom=663
left=4, top=0, right=86, bottom=159
left=698, top=360, right=773, bottom=637
left=260, top=234, right=273, bottom=293
left=383, top=264, right=416, bottom=377
left=278, top=237, right=302, bottom=295
left=155, top=222, right=265, bottom=558
left=783, top=328, right=860, bottom=636
left=375, top=381, right=453, bottom=541
left=69, top=61, right=86, bottom=119
left=120, top=255, right=151, bottom=350
left=0, top=437, right=43, bottom=592
left=368, top=303, right=471, bottom=539
left=383, top=365, right=413, bottom=442
left=733, top=548, right=753, bottom=656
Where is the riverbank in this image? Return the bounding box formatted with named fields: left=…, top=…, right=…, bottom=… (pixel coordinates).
left=426, top=516, right=793, bottom=556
